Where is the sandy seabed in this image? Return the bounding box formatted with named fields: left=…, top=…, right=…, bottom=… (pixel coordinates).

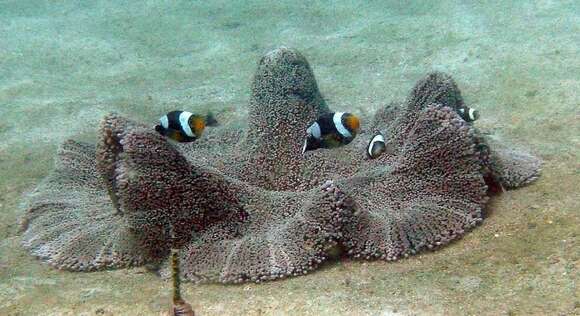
left=0, top=1, right=578, bottom=315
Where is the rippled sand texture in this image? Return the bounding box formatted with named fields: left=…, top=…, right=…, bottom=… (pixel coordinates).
left=0, top=1, right=578, bottom=315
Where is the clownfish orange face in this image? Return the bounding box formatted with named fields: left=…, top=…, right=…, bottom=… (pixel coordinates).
left=343, top=113, right=360, bottom=135
left=189, top=115, right=206, bottom=138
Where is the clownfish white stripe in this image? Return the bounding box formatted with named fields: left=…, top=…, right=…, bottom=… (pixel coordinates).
left=179, top=111, right=194, bottom=137
left=468, top=108, right=476, bottom=121
left=307, top=122, right=322, bottom=139
left=160, top=115, right=169, bottom=129
left=333, top=112, right=351, bottom=138
left=302, top=112, right=360, bottom=154
left=368, top=133, right=385, bottom=157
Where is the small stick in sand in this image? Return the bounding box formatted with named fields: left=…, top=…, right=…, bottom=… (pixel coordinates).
left=167, top=230, right=194, bottom=316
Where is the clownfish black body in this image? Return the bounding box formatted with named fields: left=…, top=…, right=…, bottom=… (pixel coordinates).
left=457, top=106, right=480, bottom=122
left=302, top=112, right=360, bottom=154
left=155, top=110, right=206, bottom=142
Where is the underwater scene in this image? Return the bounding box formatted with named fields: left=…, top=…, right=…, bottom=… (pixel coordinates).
left=0, top=1, right=578, bottom=315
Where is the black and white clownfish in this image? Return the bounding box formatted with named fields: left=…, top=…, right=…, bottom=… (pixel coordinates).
left=367, top=132, right=387, bottom=159
left=155, top=110, right=206, bottom=142
left=302, top=112, right=361, bottom=154
left=366, top=132, right=396, bottom=159
left=457, top=106, right=480, bottom=122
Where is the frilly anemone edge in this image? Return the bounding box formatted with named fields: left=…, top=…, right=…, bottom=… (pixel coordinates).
left=19, top=47, right=542, bottom=284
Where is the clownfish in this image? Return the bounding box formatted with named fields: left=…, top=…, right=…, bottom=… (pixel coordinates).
left=155, top=110, right=207, bottom=142
left=367, top=132, right=387, bottom=159
left=457, top=106, right=479, bottom=122
left=302, top=112, right=361, bottom=154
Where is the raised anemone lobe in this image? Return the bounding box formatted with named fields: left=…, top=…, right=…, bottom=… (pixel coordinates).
left=181, top=180, right=350, bottom=283
left=20, top=138, right=151, bottom=271
left=341, top=105, right=488, bottom=259
left=240, top=47, right=329, bottom=190
left=406, top=71, right=465, bottom=112
left=372, top=71, right=542, bottom=191
left=21, top=113, right=246, bottom=271
left=485, top=137, right=543, bottom=189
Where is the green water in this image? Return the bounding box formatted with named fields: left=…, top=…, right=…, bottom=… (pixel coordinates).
left=0, top=1, right=578, bottom=315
